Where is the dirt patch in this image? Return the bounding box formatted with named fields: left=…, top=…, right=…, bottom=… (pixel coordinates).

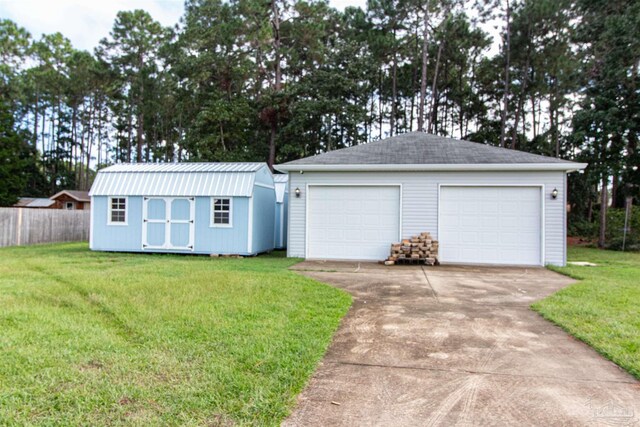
left=568, top=236, right=595, bottom=246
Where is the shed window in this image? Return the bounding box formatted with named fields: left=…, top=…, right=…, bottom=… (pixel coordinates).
left=65, top=202, right=74, bottom=210
left=109, top=197, right=127, bottom=224
left=212, top=198, right=232, bottom=226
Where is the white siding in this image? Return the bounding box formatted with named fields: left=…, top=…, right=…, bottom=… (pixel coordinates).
left=288, top=171, right=567, bottom=266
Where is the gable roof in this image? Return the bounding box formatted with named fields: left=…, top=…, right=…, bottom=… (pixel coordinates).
left=89, top=162, right=271, bottom=197
left=276, top=132, right=586, bottom=172
left=50, top=190, right=90, bottom=202
left=273, top=174, right=289, bottom=203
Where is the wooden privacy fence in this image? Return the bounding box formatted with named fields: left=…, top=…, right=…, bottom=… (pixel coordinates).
left=0, top=208, right=90, bottom=247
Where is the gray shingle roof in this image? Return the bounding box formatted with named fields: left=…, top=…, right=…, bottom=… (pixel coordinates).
left=281, top=132, right=575, bottom=166
left=50, top=190, right=90, bottom=202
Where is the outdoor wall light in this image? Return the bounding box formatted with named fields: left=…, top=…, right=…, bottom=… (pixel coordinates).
left=551, top=188, right=559, bottom=199
left=295, top=187, right=301, bottom=198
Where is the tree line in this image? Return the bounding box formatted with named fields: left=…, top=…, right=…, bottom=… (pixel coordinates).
left=0, top=0, right=638, bottom=246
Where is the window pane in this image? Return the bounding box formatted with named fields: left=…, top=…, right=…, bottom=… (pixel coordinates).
left=212, top=198, right=230, bottom=224
left=214, top=199, right=229, bottom=212
left=110, top=198, right=126, bottom=223
left=213, top=212, right=229, bottom=224
left=112, top=198, right=126, bottom=210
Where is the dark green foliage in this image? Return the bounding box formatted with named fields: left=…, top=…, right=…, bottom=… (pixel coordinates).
left=0, top=102, right=43, bottom=206
left=567, top=218, right=599, bottom=240
left=606, top=208, right=640, bottom=251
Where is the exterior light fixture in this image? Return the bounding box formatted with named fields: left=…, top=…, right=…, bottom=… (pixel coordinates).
left=295, top=187, right=301, bottom=198
left=551, top=188, right=558, bottom=199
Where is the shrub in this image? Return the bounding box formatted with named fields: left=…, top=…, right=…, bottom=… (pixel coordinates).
left=606, top=207, right=640, bottom=251
left=568, top=219, right=599, bottom=239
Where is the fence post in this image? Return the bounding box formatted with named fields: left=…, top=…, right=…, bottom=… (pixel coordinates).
left=16, top=208, right=23, bottom=246
left=622, top=196, right=633, bottom=252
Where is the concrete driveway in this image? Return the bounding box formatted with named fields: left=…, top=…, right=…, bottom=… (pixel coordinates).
left=284, top=262, right=640, bottom=426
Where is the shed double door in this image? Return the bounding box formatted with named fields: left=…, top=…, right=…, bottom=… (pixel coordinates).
left=142, top=197, right=195, bottom=251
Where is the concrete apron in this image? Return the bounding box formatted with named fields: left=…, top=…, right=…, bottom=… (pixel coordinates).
left=283, top=261, right=640, bottom=427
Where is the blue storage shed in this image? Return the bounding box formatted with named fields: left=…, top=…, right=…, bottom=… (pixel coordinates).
left=273, top=174, right=288, bottom=249
left=89, top=163, right=276, bottom=255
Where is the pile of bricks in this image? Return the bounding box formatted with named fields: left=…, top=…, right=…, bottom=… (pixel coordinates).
left=384, top=232, right=439, bottom=266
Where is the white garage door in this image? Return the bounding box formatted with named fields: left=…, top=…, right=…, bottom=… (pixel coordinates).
left=439, top=186, right=542, bottom=266
left=307, top=186, right=400, bottom=260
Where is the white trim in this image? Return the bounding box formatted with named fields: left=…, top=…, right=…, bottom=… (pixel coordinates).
left=190, top=197, right=196, bottom=252
left=542, top=184, right=547, bottom=265
left=304, top=183, right=309, bottom=258
left=210, top=197, right=233, bottom=228
left=287, top=180, right=292, bottom=256
left=279, top=203, right=284, bottom=248
left=563, top=174, right=567, bottom=266
left=254, top=182, right=275, bottom=190
left=304, top=184, right=403, bottom=260
left=437, top=184, right=545, bottom=266
left=142, top=197, right=195, bottom=251
left=107, top=196, right=128, bottom=226
left=89, top=196, right=94, bottom=249
left=398, top=184, right=403, bottom=241
left=142, top=197, right=168, bottom=250
left=248, top=196, right=254, bottom=254
left=275, top=163, right=587, bottom=173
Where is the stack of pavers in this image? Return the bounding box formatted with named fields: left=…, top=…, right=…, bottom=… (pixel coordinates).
left=384, top=232, right=439, bottom=265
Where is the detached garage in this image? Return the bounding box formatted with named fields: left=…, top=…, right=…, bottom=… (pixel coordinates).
left=276, top=132, right=586, bottom=266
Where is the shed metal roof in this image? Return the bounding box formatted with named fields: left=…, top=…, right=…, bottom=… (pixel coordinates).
left=89, top=162, right=268, bottom=197
left=276, top=132, right=585, bottom=172
left=101, top=162, right=265, bottom=173
left=273, top=174, right=288, bottom=203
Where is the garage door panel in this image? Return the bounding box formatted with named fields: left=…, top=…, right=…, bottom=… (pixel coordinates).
left=440, top=186, right=542, bottom=266
left=308, top=186, right=400, bottom=260
left=480, top=232, right=499, bottom=244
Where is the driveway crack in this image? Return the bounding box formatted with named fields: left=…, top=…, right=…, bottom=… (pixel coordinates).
left=421, top=266, right=440, bottom=303
left=329, top=360, right=637, bottom=385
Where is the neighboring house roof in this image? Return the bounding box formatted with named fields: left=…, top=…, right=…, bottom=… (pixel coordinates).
left=50, top=190, right=90, bottom=202
left=89, top=162, right=270, bottom=197
left=14, top=198, right=55, bottom=208
left=273, top=174, right=289, bottom=203
left=276, top=132, right=587, bottom=172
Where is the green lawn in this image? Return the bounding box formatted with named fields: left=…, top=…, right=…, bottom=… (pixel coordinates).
left=533, top=247, right=640, bottom=379
left=0, top=243, right=351, bottom=426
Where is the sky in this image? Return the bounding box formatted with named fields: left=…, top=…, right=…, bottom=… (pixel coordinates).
left=0, top=0, right=367, bottom=52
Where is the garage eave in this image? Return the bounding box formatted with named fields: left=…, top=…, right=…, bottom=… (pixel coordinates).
left=274, top=163, right=588, bottom=173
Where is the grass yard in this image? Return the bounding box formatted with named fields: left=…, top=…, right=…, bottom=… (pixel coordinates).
left=0, top=243, right=351, bottom=426
left=533, top=247, right=640, bottom=380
